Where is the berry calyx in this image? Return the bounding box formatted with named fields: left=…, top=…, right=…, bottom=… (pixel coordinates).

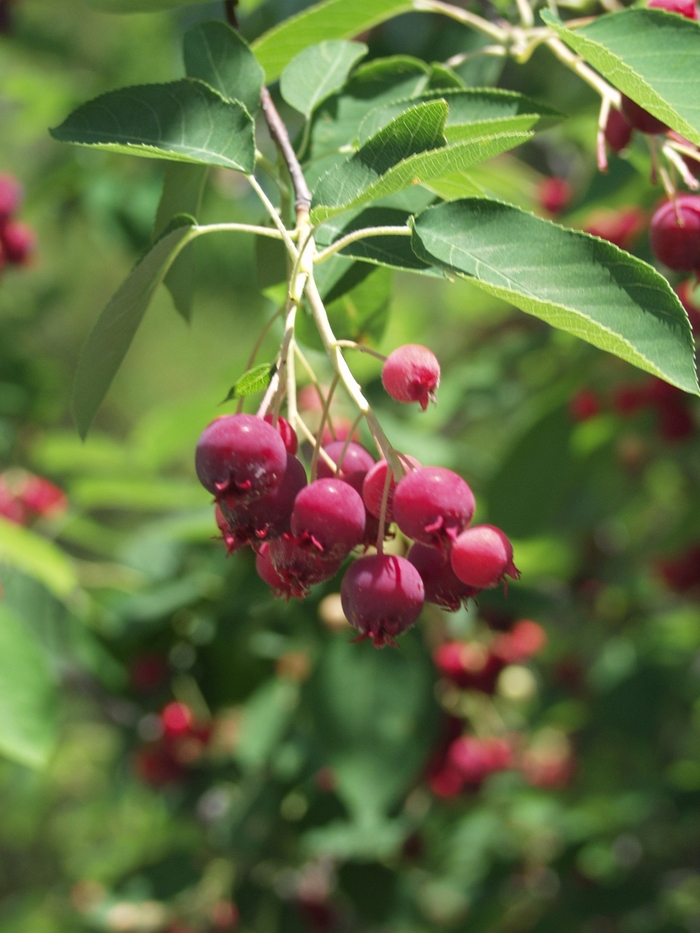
left=650, top=196, right=700, bottom=272
left=341, top=554, right=425, bottom=647
left=290, top=478, right=366, bottom=559
left=266, top=537, right=342, bottom=599
left=195, top=413, right=287, bottom=502
left=382, top=344, right=440, bottom=411
left=407, top=542, right=478, bottom=611
left=264, top=413, right=298, bottom=455
left=604, top=108, right=633, bottom=154
left=620, top=95, right=669, bottom=135
left=362, top=456, right=420, bottom=521
left=393, top=467, right=475, bottom=549
left=451, top=525, right=519, bottom=589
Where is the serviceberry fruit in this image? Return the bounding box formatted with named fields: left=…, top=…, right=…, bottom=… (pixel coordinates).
left=620, top=95, right=669, bottom=135
left=290, top=478, right=366, bottom=559
left=584, top=207, right=645, bottom=250
left=393, top=466, right=475, bottom=549
left=0, top=174, right=22, bottom=220
left=650, top=196, right=700, bottom=272
left=538, top=177, right=571, bottom=215
left=433, top=641, right=504, bottom=693
left=195, top=413, right=287, bottom=501
left=264, top=413, right=298, bottom=455
left=341, top=554, right=424, bottom=647
left=267, top=536, right=342, bottom=599
left=604, top=108, right=633, bottom=153
left=362, top=455, right=420, bottom=521
left=492, top=619, right=547, bottom=663
left=382, top=344, right=440, bottom=410
left=448, top=735, right=512, bottom=785
left=316, top=439, right=375, bottom=491
left=407, top=542, right=478, bottom=611
left=451, top=525, right=519, bottom=589
left=648, top=0, right=698, bottom=17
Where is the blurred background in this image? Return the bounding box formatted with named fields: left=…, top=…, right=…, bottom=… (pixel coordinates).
left=1, top=1, right=700, bottom=931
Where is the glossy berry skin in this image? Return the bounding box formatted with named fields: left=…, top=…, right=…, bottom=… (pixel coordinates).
left=382, top=344, right=440, bottom=410
left=604, top=108, right=633, bottom=153
left=1, top=221, right=35, bottom=265
left=451, top=525, right=519, bottom=589
left=620, top=95, right=669, bottom=134
left=407, top=543, right=478, bottom=611
left=316, top=440, right=375, bottom=491
left=650, top=196, right=700, bottom=272
left=195, top=414, right=287, bottom=501
left=291, top=478, right=366, bottom=560
left=362, top=456, right=420, bottom=521
left=648, top=0, right=698, bottom=17
left=256, top=542, right=289, bottom=592
left=341, top=554, right=424, bottom=647
left=264, top=413, right=298, bottom=455
left=0, top=174, right=22, bottom=220
left=393, top=467, right=475, bottom=549
left=266, top=537, right=342, bottom=599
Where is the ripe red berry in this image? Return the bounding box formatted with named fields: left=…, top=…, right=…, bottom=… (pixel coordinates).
left=433, top=641, right=504, bottom=692
left=407, top=542, right=478, bottom=611
left=256, top=541, right=289, bottom=592
left=290, top=478, right=365, bottom=560
left=264, top=413, right=298, bottom=455
left=1, top=220, right=35, bottom=265
left=0, top=173, right=22, bottom=220
left=538, top=177, right=571, bottom=215
left=569, top=388, right=601, bottom=422
left=266, top=536, right=342, bottom=599
left=195, top=413, right=287, bottom=502
left=620, top=95, right=669, bottom=135
left=604, top=108, right=633, bottom=153
left=648, top=0, right=698, bottom=18
left=0, top=476, right=25, bottom=524
left=341, top=554, right=424, bottom=647
left=448, top=735, right=511, bottom=785
left=584, top=207, right=646, bottom=251
left=657, top=544, right=700, bottom=593
left=316, top=440, right=375, bottom=491
left=17, top=475, right=67, bottom=516
left=382, top=344, right=440, bottom=410
left=492, top=620, right=547, bottom=664
left=362, top=456, right=420, bottom=521
left=650, top=196, right=700, bottom=272
left=161, top=701, right=194, bottom=738
left=451, top=525, right=519, bottom=589
left=393, top=467, right=475, bottom=549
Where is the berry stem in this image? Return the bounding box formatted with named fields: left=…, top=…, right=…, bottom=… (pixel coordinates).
left=412, top=0, right=509, bottom=43
left=237, top=305, right=284, bottom=414
left=314, top=226, right=412, bottom=264
left=597, top=95, right=611, bottom=173
left=246, top=175, right=298, bottom=256
left=375, top=460, right=395, bottom=553
left=663, top=143, right=700, bottom=192
left=310, top=374, right=340, bottom=480
left=335, top=340, right=388, bottom=362
left=293, top=344, right=338, bottom=434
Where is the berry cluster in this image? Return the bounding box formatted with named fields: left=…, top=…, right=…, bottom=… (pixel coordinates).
left=0, top=469, right=67, bottom=525
left=196, top=345, right=519, bottom=648
left=134, top=700, right=212, bottom=788
left=0, top=173, right=35, bottom=274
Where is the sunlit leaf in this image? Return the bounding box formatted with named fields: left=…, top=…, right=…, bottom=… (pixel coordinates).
left=183, top=21, right=264, bottom=115
left=280, top=40, right=368, bottom=118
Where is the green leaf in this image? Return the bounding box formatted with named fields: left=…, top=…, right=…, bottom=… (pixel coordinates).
left=281, top=40, right=368, bottom=119
left=412, top=199, right=699, bottom=394
left=72, top=222, right=195, bottom=439
left=251, top=0, right=413, bottom=82
left=542, top=9, right=700, bottom=146
left=235, top=679, right=299, bottom=772
left=0, top=516, right=80, bottom=602
left=50, top=79, right=256, bottom=171
left=183, top=21, right=264, bottom=115
left=82, top=0, right=211, bottom=10
left=69, top=478, right=208, bottom=511
left=0, top=604, right=58, bottom=769
left=153, top=163, right=208, bottom=322
left=222, top=363, right=275, bottom=402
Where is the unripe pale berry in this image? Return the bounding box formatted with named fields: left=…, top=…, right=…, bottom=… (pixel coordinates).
left=620, top=95, right=669, bottom=135
left=407, top=542, right=478, bottom=611
left=362, top=456, right=420, bottom=521
left=604, top=108, right=633, bottom=153
left=451, top=524, right=519, bottom=589
left=290, top=478, right=366, bottom=560
left=195, top=413, right=287, bottom=501
left=0, top=174, right=22, bottom=220
left=264, top=413, right=298, bottom=455
left=650, top=196, right=700, bottom=272
left=382, top=344, right=440, bottom=410
left=393, top=467, right=475, bottom=549
left=341, top=554, right=424, bottom=647
left=1, top=220, right=35, bottom=265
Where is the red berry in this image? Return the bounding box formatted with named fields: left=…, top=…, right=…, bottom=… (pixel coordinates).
left=195, top=414, right=287, bottom=502
left=620, top=95, right=669, bottom=135
left=134, top=746, right=185, bottom=787
left=129, top=653, right=169, bottom=693
left=1, top=220, right=35, bottom=265
left=448, top=735, right=512, bottom=785
left=266, top=536, right=342, bottom=599
left=451, top=525, right=519, bottom=589
left=650, top=196, right=700, bottom=272
left=161, top=701, right=194, bottom=738
left=604, top=108, right=633, bottom=153
left=0, top=475, right=25, bottom=524
left=290, top=478, right=366, bottom=560
left=316, top=440, right=375, bottom=491
left=0, top=173, right=22, bottom=220
left=676, top=279, right=700, bottom=333
left=393, top=467, right=475, bottom=549
left=362, top=456, right=420, bottom=521
left=538, top=177, right=571, bottom=215
left=492, top=620, right=547, bottom=664
left=219, top=454, right=307, bottom=551
left=341, top=554, right=424, bottom=647
left=264, top=413, right=298, bottom=455
left=18, top=475, right=67, bottom=516
left=648, top=0, right=698, bottom=17
left=614, top=383, right=651, bottom=415
left=569, top=389, right=601, bottom=422
left=428, top=764, right=465, bottom=798
left=433, top=641, right=504, bottom=693
left=657, top=401, right=694, bottom=440
left=584, top=207, right=646, bottom=251
left=407, top=542, right=478, bottom=611
left=657, top=544, right=700, bottom=592
left=382, top=344, right=440, bottom=410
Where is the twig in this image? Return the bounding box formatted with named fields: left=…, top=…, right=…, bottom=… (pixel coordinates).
left=314, top=226, right=412, bottom=264
left=260, top=87, right=312, bottom=216
left=246, top=175, right=298, bottom=256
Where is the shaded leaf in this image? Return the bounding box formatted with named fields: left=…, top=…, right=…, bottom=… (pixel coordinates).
left=222, top=363, right=275, bottom=402
left=72, top=222, right=195, bottom=438
left=542, top=9, right=700, bottom=146
left=281, top=40, right=368, bottom=118
left=235, top=679, right=299, bottom=772
left=50, top=79, right=256, bottom=172
left=83, top=0, right=211, bottom=9
left=412, top=199, right=699, bottom=393
left=183, top=21, right=264, bottom=115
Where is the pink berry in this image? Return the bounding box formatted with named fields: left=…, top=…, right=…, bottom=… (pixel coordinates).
left=493, top=620, right=547, bottom=664
left=393, top=467, right=475, bottom=549
left=604, top=108, right=633, bottom=153
left=648, top=0, right=698, bottom=17
left=256, top=541, right=289, bottom=591
left=620, top=95, right=668, bottom=135
left=382, top=344, right=440, bottom=411
left=340, top=554, right=425, bottom=647
left=538, top=177, right=571, bottom=215
left=407, top=542, right=478, bottom=611
left=215, top=504, right=236, bottom=554
left=316, top=440, right=375, bottom=491
left=448, top=736, right=512, bottom=785
left=290, top=478, right=366, bottom=560
left=1, top=220, right=35, bottom=265
left=433, top=641, right=504, bottom=693
left=17, top=475, right=67, bottom=516
left=161, top=702, right=193, bottom=738
left=650, top=196, right=700, bottom=272
left=584, top=207, right=646, bottom=251
left=0, top=173, right=22, bottom=220
left=195, top=413, right=287, bottom=502
left=264, top=413, right=298, bottom=455
left=451, top=525, right=519, bottom=589
left=267, top=536, right=342, bottom=599
left=362, top=456, right=420, bottom=521
left=219, top=453, right=307, bottom=551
